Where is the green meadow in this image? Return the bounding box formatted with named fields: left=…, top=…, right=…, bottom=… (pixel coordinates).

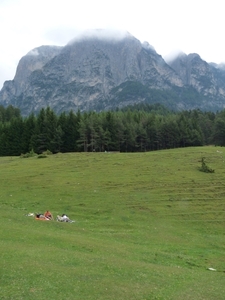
left=1, top=146, right=225, bottom=299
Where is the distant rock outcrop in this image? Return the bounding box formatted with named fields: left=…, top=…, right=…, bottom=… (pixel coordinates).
left=168, top=52, right=225, bottom=97
left=0, top=29, right=225, bottom=115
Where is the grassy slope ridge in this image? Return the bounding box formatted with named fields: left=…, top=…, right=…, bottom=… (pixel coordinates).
left=1, top=147, right=225, bottom=300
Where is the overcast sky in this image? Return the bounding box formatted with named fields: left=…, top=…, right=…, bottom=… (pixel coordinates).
left=0, top=0, right=224, bottom=89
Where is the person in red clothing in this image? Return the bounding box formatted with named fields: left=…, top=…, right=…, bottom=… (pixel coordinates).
left=44, top=210, right=53, bottom=220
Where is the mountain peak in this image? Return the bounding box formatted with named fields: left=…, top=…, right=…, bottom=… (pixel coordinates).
left=26, top=45, right=62, bottom=57
left=187, top=53, right=201, bottom=61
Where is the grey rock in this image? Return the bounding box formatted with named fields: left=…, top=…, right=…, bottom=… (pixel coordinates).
left=0, top=30, right=225, bottom=115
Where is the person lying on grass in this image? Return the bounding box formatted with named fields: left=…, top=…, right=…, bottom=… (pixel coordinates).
left=56, top=214, right=75, bottom=223
left=35, top=211, right=53, bottom=220
left=44, top=210, right=53, bottom=220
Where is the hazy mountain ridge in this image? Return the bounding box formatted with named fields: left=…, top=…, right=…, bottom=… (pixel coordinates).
left=0, top=30, right=225, bottom=115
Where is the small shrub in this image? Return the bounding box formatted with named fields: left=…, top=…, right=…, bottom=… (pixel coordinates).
left=42, top=149, right=53, bottom=155
left=20, top=149, right=37, bottom=158
left=198, top=157, right=215, bottom=173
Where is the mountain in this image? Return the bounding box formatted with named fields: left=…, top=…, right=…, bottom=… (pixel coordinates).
left=167, top=52, right=225, bottom=110
left=0, top=29, right=225, bottom=116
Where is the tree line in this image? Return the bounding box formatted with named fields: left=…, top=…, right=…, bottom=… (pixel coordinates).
left=0, top=103, right=225, bottom=156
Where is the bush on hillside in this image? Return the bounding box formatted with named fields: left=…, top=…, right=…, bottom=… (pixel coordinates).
left=20, top=149, right=37, bottom=158
left=198, top=157, right=215, bottom=173
left=42, top=150, right=53, bottom=155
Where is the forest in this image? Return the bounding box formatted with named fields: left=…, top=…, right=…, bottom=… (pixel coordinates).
left=0, top=103, right=225, bottom=156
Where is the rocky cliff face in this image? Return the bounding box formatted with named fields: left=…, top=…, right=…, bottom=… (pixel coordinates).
left=0, top=29, right=225, bottom=115
left=168, top=52, right=225, bottom=98
left=0, top=45, right=62, bottom=111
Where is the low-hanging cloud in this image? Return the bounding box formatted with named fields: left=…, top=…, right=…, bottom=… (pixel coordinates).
left=67, top=28, right=131, bottom=45
left=163, top=49, right=185, bottom=63
left=26, top=49, right=39, bottom=56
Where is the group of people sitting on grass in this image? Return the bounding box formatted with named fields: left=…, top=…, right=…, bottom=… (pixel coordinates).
left=35, top=211, right=74, bottom=222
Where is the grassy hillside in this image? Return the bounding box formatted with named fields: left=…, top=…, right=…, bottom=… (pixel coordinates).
left=1, top=147, right=225, bottom=299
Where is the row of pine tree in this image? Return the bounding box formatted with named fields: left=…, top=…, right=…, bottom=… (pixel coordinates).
left=0, top=104, right=225, bottom=156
